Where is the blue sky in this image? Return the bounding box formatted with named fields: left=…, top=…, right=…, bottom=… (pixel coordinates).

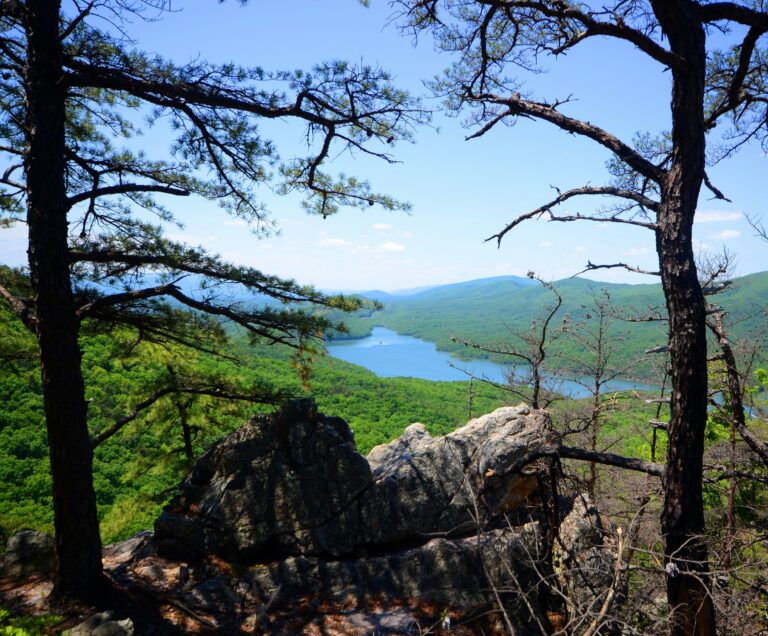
left=1, top=0, right=765, bottom=291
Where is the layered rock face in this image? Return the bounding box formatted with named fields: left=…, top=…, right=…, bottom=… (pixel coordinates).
left=154, top=399, right=558, bottom=562
left=140, top=400, right=617, bottom=633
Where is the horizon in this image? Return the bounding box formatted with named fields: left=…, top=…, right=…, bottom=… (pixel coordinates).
left=328, top=268, right=768, bottom=296
left=1, top=1, right=766, bottom=290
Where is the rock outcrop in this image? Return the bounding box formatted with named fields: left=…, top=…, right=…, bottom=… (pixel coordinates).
left=134, top=400, right=617, bottom=633
left=0, top=401, right=621, bottom=634
left=155, top=399, right=558, bottom=563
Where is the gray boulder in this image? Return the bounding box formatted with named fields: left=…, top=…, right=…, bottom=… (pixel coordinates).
left=362, top=405, right=557, bottom=544
left=249, top=525, right=547, bottom=624
left=155, top=399, right=373, bottom=560
left=1, top=529, right=55, bottom=578
left=553, top=493, right=620, bottom=618
left=64, top=612, right=134, bottom=636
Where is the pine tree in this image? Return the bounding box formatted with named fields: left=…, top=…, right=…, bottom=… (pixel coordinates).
left=0, top=0, right=423, bottom=601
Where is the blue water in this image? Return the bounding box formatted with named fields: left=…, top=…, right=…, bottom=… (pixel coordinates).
left=327, top=327, right=656, bottom=399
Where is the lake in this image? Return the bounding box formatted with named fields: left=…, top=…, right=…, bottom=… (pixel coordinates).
left=327, top=327, right=656, bottom=399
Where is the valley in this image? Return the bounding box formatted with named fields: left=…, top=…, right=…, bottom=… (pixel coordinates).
left=329, top=271, right=768, bottom=380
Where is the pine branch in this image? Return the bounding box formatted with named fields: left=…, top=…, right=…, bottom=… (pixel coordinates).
left=468, top=94, right=664, bottom=185
left=67, top=183, right=189, bottom=207
left=91, top=383, right=288, bottom=447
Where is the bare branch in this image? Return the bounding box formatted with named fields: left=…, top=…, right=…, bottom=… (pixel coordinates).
left=0, top=283, right=37, bottom=331
left=702, top=172, right=732, bottom=202
left=704, top=466, right=768, bottom=485
left=746, top=212, right=768, bottom=242
left=573, top=261, right=661, bottom=277
left=698, top=3, right=768, bottom=29
left=582, top=526, right=625, bottom=636
left=485, top=185, right=658, bottom=246
left=59, top=1, right=96, bottom=42
left=558, top=444, right=664, bottom=477
left=477, top=0, right=686, bottom=70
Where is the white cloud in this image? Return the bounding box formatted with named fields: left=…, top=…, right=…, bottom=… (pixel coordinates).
left=381, top=242, right=405, bottom=252
left=575, top=245, right=589, bottom=253
left=222, top=219, right=249, bottom=227
left=318, top=238, right=347, bottom=247
left=696, top=210, right=743, bottom=223
left=540, top=241, right=553, bottom=248
left=625, top=247, right=651, bottom=256
left=712, top=229, right=740, bottom=240
left=372, top=223, right=393, bottom=231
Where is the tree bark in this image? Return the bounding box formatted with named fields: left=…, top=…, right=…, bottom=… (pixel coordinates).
left=651, top=1, right=716, bottom=633
left=24, top=0, right=104, bottom=601
left=177, top=399, right=195, bottom=464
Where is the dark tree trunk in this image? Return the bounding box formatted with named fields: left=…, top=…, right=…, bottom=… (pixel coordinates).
left=711, top=314, right=745, bottom=570
left=651, top=1, right=716, bottom=633
left=587, top=385, right=601, bottom=496
left=24, top=0, right=104, bottom=601
left=531, top=365, right=541, bottom=410
left=177, top=400, right=194, bottom=464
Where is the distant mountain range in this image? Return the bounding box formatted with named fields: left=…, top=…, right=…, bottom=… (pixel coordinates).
left=331, top=271, right=768, bottom=380
left=330, top=275, right=539, bottom=303
left=140, top=268, right=767, bottom=380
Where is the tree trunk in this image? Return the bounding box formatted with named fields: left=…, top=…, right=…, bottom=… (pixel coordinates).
left=651, top=1, right=716, bottom=633
left=587, top=386, right=600, bottom=496
left=177, top=400, right=195, bottom=464
left=711, top=313, right=745, bottom=570
left=24, top=0, right=104, bottom=601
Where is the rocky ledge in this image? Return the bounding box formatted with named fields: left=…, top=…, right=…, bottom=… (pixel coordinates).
left=2, top=401, right=618, bottom=634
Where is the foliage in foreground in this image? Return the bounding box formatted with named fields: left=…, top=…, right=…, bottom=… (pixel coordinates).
left=0, top=608, right=61, bottom=636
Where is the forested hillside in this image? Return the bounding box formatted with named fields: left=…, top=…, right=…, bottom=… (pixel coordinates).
left=333, top=271, right=768, bottom=379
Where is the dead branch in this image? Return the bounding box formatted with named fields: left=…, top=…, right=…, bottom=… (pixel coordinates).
left=574, top=261, right=660, bottom=277
left=558, top=445, right=663, bottom=477
left=485, top=185, right=658, bottom=247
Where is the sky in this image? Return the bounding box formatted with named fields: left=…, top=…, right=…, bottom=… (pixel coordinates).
left=1, top=0, right=766, bottom=291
